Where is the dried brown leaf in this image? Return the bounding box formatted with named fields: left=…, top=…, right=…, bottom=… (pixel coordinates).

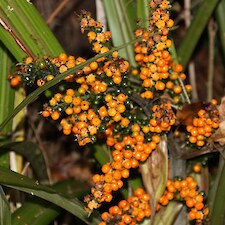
left=141, top=135, right=168, bottom=222
left=176, top=102, right=205, bottom=125
left=211, top=97, right=225, bottom=145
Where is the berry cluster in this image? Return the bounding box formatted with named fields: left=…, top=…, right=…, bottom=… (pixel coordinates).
left=133, top=0, right=191, bottom=103
left=159, top=177, right=209, bottom=222
left=97, top=188, right=151, bottom=225
left=80, top=10, right=111, bottom=55
left=85, top=133, right=161, bottom=211
left=186, top=102, right=219, bottom=147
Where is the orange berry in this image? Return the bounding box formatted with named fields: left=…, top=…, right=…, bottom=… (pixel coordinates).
left=59, top=65, right=67, bottom=73
left=174, top=64, right=183, bottom=73
left=134, top=188, right=144, bottom=197
left=109, top=206, right=121, bottom=215
left=73, top=97, right=81, bottom=106
left=211, top=98, right=218, bottom=105
left=193, top=163, right=201, bottom=173
left=135, top=53, right=144, bottom=62
left=197, top=109, right=206, bottom=117
left=113, top=170, right=122, bottom=180
left=195, top=202, right=204, bottom=210
left=42, top=110, right=50, bottom=117
left=91, top=117, right=101, bottom=126
left=104, top=174, right=113, bottom=183
left=131, top=158, right=139, bottom=168
left=102, top=163, right=111, bottom=174
left=155, top=81, right=165, bottom=90
left=174, top=180, right=181, bottom=190
left=173, top=85, right=182, bottom=94
left=117, top=93, right=127, bottom=102
left=51, top=111, right=60, bottom=120
left=195, top=211, right=204, bottom=220
left=113, top=76, right=122, bottom=84
left=123, top=150, right=133, bottom=159
left=189, top=136, right=197, bottom=143
left=123, top=159, right=132, bottom=169
left=10, top=76, right=21, bottom=87
left=90, top=61, right=98, bottom=70
left=101, top=212, right=110, bottom=221
left=119, top=200, right=129, bottom=209
left=65, top=107, right=73, bottom=115
left=167, top=184, right=176, bottom=193
left=81, top=101, right=90, bottom=110
left=120, top=118, right=130, bottom=127
left=37, top=79, right=45, bottom=86
left=59, top=53, right=67, bottom=61
left=99, top=222, right=106, bottom=225
left=121, top=169, right=129, bottom=178
left=188, top=209, right=196, bottom=220
left=104, top=193, right=113, bottom=202
left=63, top=128, right=71, bottom=135
left=186, top=197, right=195, bottom=208
left=152, top=134, right=161, bottom=143
left=195, top=194, right=204, bottom=203
left=122, top=214, right=132, bottom=224
left=104, top=184, right=112, bottom=193
left=197, top=140, right=205, bottom=147
left=92, top=174, right=102, bottom=183
left=64, top=95, right=73, bottom=104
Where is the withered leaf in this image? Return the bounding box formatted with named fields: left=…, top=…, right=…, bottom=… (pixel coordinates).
left=140, top=135, right=168, bottom=222
left=176, top=102, right=207, bottom=125
left=211, top=97, right=225, bottom=145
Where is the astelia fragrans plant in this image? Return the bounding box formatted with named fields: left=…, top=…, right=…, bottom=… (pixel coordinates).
left=0, top=0, right=225, bottom=225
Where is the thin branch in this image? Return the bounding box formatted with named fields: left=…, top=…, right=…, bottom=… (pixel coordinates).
left=47, top=0, right=70, bottom=25
left=184, top=0, right=198, bottom=101
left=188, top=62, right=198, bottom=101
left=207, top=18, right=217, bottom=101
left=0, top=17, right=33, bottom=57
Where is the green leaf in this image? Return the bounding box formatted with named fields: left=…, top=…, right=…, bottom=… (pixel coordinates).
left=0, top=26, right=26, bottom=62
left=137, top=0, right=150, bottom=29
left=0, top=166, right=100, bottom=225
left=12, top=199, right=60, bottom=225
left=12, top=180, right=89, bottom=225
left=215, top=0, right=225, bottom=60
left=153, top=201, right=183, bottom=225
left=0, top=0, right=64, bottom=61
left=0, top=186, right=11, bottom=225
left=208, top=154, right=225, bottom=225
left=93, top=144, right=111, bottom=166
left=0, top=141, right=48, bottom=181
left=103, top=0, right=137, bottom=66
left=13, top=0, right=64, bottom=56
left=0, top=43, right=15, bottom=168
left=177, top=0, right=220, bottom=69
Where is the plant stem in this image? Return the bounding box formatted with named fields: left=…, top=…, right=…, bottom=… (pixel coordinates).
left=208, top=151, right=225, bottom=225
left=207, top=19, right=217, bottom=101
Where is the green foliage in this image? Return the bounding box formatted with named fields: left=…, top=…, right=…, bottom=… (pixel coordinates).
left=0, top=141, right=48, bottom=181
left=0, top=166, right=99, bottom=225
left=0, top=186, right=11, bottom=225
left=177, top=0, right=220, bottom=69
left=12, top=180, right=90, bottom=225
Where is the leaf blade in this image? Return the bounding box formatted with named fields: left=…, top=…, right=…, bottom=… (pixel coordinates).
left=0, top=166, right=99, bottom=225
left=0, top=186, right=11, bottom=225
left=177, top=0, right=220, bottom=69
